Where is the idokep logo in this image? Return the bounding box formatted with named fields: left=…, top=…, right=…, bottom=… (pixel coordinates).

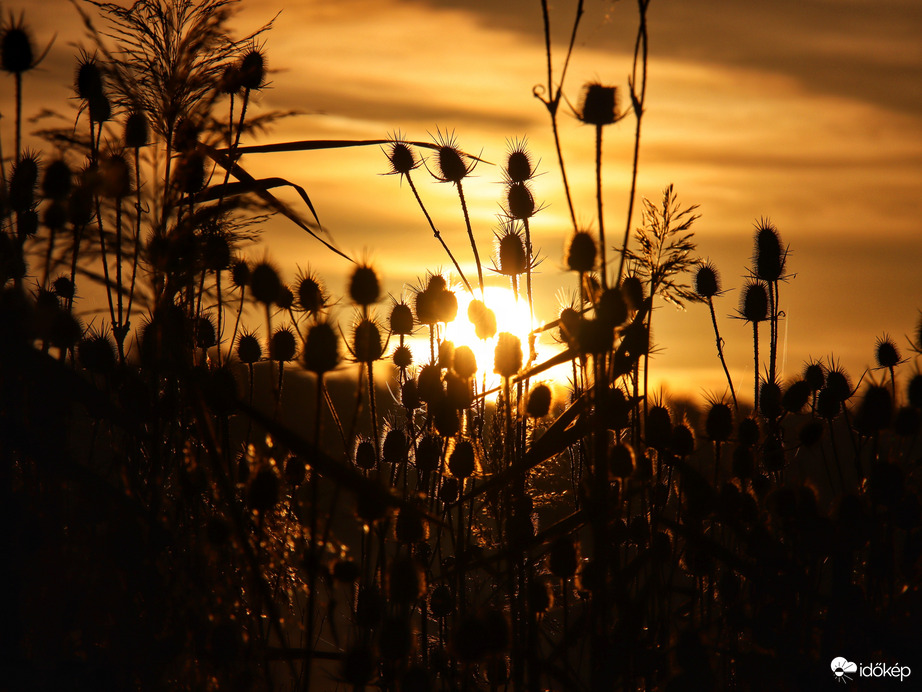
left=831, top=657, right=912, bottom=683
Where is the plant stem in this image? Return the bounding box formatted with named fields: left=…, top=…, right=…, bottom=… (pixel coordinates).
left=455, top=180, right=484, bottom=298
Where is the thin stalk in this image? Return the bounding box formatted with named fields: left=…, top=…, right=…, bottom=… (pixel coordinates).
left=405, top=171, right=472, bottom=294
left=753, top=322, right=760, bottom=413
left=707, top=297, right=739, bottom=411
left=595, top=124, right=607, bottom=288
left=455, top=180, right=484, bottom=297
left=125, top=147, right=143, bottom=329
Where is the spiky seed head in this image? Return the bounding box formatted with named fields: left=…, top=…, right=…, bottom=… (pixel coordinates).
left=415, top=434, right=440, bottom=473
left=608, top=444, right=635, bottom=479
left=505, top=143, right=533, bottom=183
left=621, top=275, right=645, bottom=311
left=304, top=322, right=340, bottom=374
left=737, top=417, right=760, bottom=448
left=52, top=276, right=74, bottom=301
left=249, top=261, right=281, bottom=305
left=435, top=286, right=458, bottom=324
left=400, top=378, right=421, bottom=409
left=1, top=19, right=33, bottom=74
left=219, top=63, right=242, bottom=95
left=202, top=233, right=232, bottom=272
left=671, top=423, right=696, bottom=457
left=386, top=140, right=417, bottom=175
left=597, top=287, right=628, bottom=329
left=816, top=388, right=840, bottom=419
left=526, top=383, right=552, bottom=419
left=355, top=439, right=376, bottom=470
left=825, top=367, right=852, bottom=402
left=875, top=335, right=901, bottom=369
left=705, top=402, right=733, bottom=442
left=275, top=285, right=294, bottom=310
left=352, top=319, right=382, bottom=363
left=382, top=428, right=409, bottom=465
left=578, top=83, right=618, bottom=126
left=494, top=332, right=522, bottom=378
left=174, top=151, right=205, bottom=194
left=195, top=316, right=216, bottom=349
left=9, top=153, right=38, bottom=213
left=498, top=227, right=527, bottom=276
left=236, top=332, right=261, bottom=364
left=41, top=159, right=72, bottom=200
left=392, top=344, right=413, bottom=369
left=173, top=118, right=200, bottom=151
left=506, top=182, right=535, bottom=220
left=548, top=536, right=578, bottom=579
left=754, top=220, right=785, bottom=282
left=803, top=361, right=825, bottom=391
left=389, top=301, right=414, bottom=335
left=74, top=53, right=103, bottom=99
left=435, top=139, right=470, bottom=183
left=417, top=364, right=443, bottom=404
left=88, top=93, right=111, bottom=124
left=449, top=440, right=475, bottom=479
left=124, top=111, right=149, bottom=148
left=645, top=405, right=673, bottom=450
left=558, top=307, right=580, bottom=343
left=694, top=261, right=720, bottom=298
left=739, top=280, right=769, bottom=323
left=78, top=332, right=117, bottom=374
left=566, top=231, right=596, bottom=273
left=270, top=326, right=297, bottom=362
left=101, top=153, right=131, bottom=198
left=347, top=264, right=378, bottom=306
left=760, top=381, right=783, bottom=420
left=230, top=259, right=250, bottom=289
left=453, top=345, right=477, bottom=379
left=855, top=385, right=893, bottom=434
left=782, top=380, right=811, bottom=413
left=239, top=47, right=265, bottom=90
left=296, top=274, right=324, bottom=314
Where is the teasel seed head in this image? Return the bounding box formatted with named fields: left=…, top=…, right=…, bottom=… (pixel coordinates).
left=400, top=378, right=421, bottom=410
left=2, top=13, right=41, bottom=75
left=349, top=263, right=380, bottom=307
left=449, top=439, right=475, bottom=479
left=620, top=274, right=645, bottom=311
left=753, top=219, right=786, bottom=282
left=303, top=321, right=340, bottom=375
left=295, top=272, right=325, bottom=314
left=505, top=182, right=535, bottom=220
left=467, top=299, right=496, bottom=340
left=438, top=339, right=455, bottom=370
left=577, top=82, right=619, bottom=126
left=88, top=92, right=111, bottom=124
left=270, top=326, right=297, bottom=362
left=389, top=301, right=414, bottom=335
left=41, top=159, right=72, bottom=200
left=236, top=331, right=262, bottom=364
left=352, top=319, right=382, bottom=363
left=392, top=344, right=413, bottom=370
left=195, top=315, right=217, bottom=349
left=671, top=423, right=696, bottom=457
left=453, top=345, right=477, bottom=379
left=759, top=381, right=783, bottom=420
left=705, top=401, right=733, bottom=442
left=219, top=63, right=242, bottom=95
left=385, top=137, right=417, bottom=176
left=124, top=111, right=149, bottom=149
left=249, top=261, right=281, bottom=305
left=239, top=46, right=266, bottom=91
left=694, top=261, right=721, bottom=299
left=803, top=360, right=825, bottom=392
left=417, top=364, right=443, bottom=404
left=505, top=139, right=534, bottom=183
left=566, top=230, right=596, bottom=273
left=9, top=152, right=39, bottom=213
left=494, top=332, right=522, bottom=378
left=415, top=433, right=441, bottom=473
left=74, top=51, right=103, bottom=100
left=875, top=334, right=901, bottom=369
left=738, top=280, right=769, bottom=323
left=855, top=384, right=892, bottom=434
left=496, top=225, right=527, bottom=276
left=645, top=404, right=673, bottom=450
left=432, top=129, right=473, bottom=183
left=101, top=152, right=132, bottom=198
left=526, top=382, right=552, bottom=419
left=782, top=380, right=811, bottom=413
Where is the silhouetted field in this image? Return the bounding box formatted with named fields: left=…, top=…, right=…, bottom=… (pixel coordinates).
left=2, top=1, right=920, bottom=690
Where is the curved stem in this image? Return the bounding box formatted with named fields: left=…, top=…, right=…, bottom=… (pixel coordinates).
left=708, top=298, right=738, bottom=411
left=455, top=180, right=484, bottom=298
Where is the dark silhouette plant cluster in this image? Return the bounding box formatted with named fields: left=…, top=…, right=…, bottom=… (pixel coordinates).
left=2, top=1, right=921, bottom=690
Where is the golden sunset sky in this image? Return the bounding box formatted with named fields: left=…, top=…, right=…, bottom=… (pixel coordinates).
left=5, top=0, right=922, bottom=402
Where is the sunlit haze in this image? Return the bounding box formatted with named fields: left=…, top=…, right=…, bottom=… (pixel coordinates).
left=5, top=0, right=922, bottom=403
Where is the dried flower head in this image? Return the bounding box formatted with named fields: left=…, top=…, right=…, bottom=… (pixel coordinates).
left=239, top=45, right=266, bottom=90
left=269, top=326, right=297, bottom=362
left=384, top=134, right=418, bottom=176
left=504, top=138, right=535, bottom=184
left=430, top=129, right=476, bottom=183
left=753, top=218, right=786, bottom=282
left=389, top=300, right=414, bottom=335
left=566, top=230, right=597, bottom=273
left=694, top=261, right=721, bottom=299
left=236, top=330, right=262, bottom=364
left=1, top=12, right=41, bottom=75
left=875, top=334, right=902, bottom=369
left=577, top=82, right=619, bottom=126
left=352, top=318, right=383, bottom=363
left=495, top=225, right=527, bottom=277
left=494, top=332, right=523, bottom=378
left=295, top=269, right=326, bottom=314
left=349, top=263, right=380, bottom=307
left=738, top=280, right=769, bottom=323
left=505, top=182, right=536, bottom=221
left=467, top=299, right=497, bottom=340
left=525, top=383, right=552, bottom=419
left=304, top=321, right=340, bottom=375
left=74, top=50, right=104, bottom=100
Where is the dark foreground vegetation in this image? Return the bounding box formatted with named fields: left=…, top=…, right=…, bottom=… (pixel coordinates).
left=2, top=1, right=920, bottom=689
